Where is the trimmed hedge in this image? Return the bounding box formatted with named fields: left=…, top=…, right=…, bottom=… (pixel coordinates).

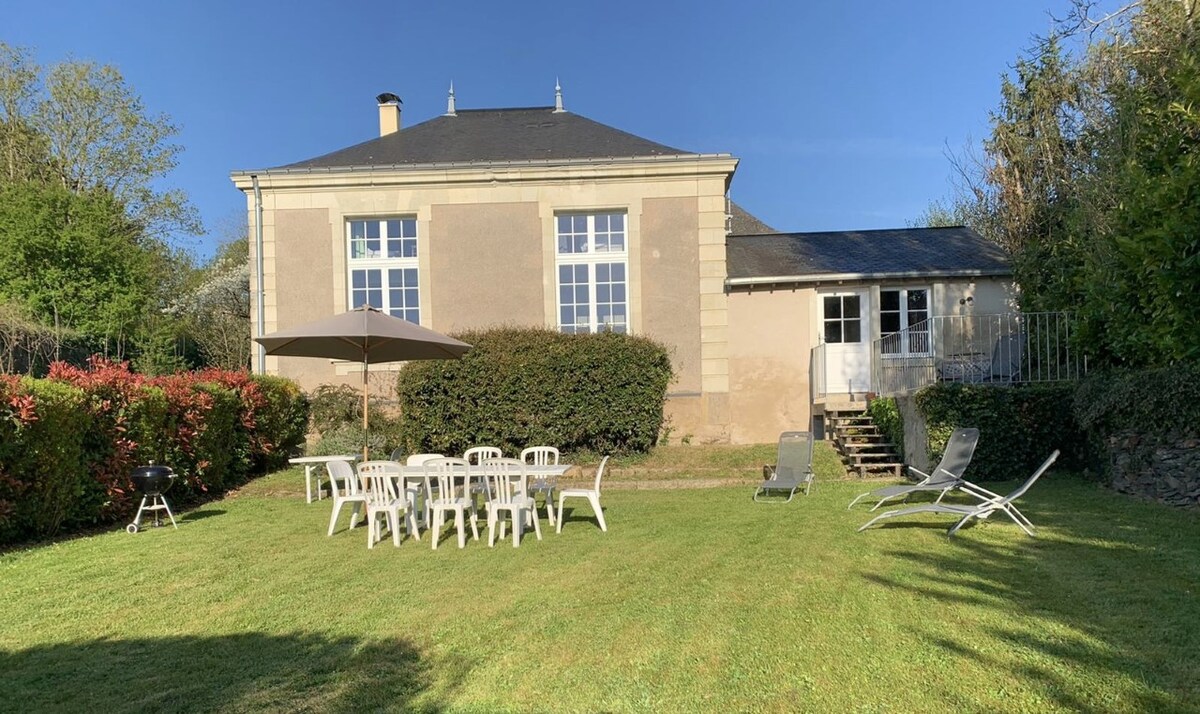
left=914, top=382, right=1085, bottom=481
left=1074, top=365, right=1200, bottom=439
left=0, top=359, right=308, bottom=544
left=396, top=328, right=672, bottom=456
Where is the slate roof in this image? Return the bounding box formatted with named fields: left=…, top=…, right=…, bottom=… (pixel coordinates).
left=277, top=107, right=695, bottom=169
left=728, top=201, right=777, bottom=235
left=726, top=226, right=1010, bottom=285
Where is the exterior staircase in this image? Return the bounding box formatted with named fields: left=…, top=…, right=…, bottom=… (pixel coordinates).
left=826, top=406, right=903, bottom=478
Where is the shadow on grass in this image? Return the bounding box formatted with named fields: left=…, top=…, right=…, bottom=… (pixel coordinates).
left=179, top=509, right=226, bottom=522
left=556, top=505, right=606, bottom=532
left=857, top=481, right=1200, bottom=711
left=0, top=632, right=465, bottom=712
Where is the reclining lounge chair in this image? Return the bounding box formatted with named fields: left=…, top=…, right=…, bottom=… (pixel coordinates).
left=754, top=431, right=814, bottom=503
left=856, top=450, right=1059, bottom=537
left=847, top=428, right=980, bottom=511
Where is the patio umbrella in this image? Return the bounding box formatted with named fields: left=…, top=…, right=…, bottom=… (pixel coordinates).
left=254, top=305, right=471, bottom=459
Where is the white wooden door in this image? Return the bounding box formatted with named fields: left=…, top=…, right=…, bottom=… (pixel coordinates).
left=819, top=290, right=871, bottom=394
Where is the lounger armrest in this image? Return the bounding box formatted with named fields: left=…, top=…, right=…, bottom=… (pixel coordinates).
left=959, top=479, right=1004, bottom=502
left=906, top=466, right=933, bottom=484
left=763, top=464, right=777, bottom=479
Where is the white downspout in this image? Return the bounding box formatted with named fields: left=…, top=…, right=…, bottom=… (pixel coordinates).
left=252, top=174, right=266, bottom=374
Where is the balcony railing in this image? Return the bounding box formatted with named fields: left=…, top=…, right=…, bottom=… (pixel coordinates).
left=871, top=311, right=1086, bottom=396
left=811, top=311, right=1086, bottom=401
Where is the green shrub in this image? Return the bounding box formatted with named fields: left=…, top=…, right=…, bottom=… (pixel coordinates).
left=914, top=382, right=1084, bottom=481
left=396, top=328, right=673, bottom=456
left=1074, top=365, right=1200, bottom=438
left=253, top=375, right=309, bottom=469
left=0, top=378, right=91, bottom=540
left=305, top=383, right=400, bottom=456
left=867, top=397, right=904, bottom=461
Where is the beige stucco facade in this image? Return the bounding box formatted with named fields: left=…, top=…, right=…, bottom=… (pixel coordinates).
left=723, top=276, right=1014, bottom=444
left=232, top=156, right=737, bottom=441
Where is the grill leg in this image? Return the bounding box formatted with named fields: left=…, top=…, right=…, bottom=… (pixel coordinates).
left=159, top=495, right=178, bottom=529
left=133, top=495, right=149, bottom=528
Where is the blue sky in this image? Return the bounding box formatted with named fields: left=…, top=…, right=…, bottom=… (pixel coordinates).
left=6, top=1, right=1092, bottom=258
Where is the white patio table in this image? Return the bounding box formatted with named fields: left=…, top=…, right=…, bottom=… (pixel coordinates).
left=289, top=454, right=359, bottom=503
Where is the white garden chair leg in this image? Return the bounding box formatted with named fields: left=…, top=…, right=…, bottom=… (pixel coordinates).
left=513, top=510, right=522, bottom=548
left=588, top=494, right=607, bottom=532
left=431, top=510, right=443, bottom=550
left=456, top=511, right=466, bottom=549
left=556, top=493, right=566, bottom=534
left=530, top=507, right=542, bottom=541
left=327, top=503, right=342, bottom=537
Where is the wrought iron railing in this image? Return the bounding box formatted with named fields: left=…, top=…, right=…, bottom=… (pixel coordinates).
left=870, top=312, right=1086, bottom=396
left=811, top=311, right=1086, bottom=401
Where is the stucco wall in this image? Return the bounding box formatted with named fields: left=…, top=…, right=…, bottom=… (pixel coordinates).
left=726, top=288, right=815, bottom=444
left=429, top=202, right=544, bottom=333
left=641, top=196, right=701, bottom=393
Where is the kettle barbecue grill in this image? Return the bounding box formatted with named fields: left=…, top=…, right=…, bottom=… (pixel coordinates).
left=127, top=464, right=178, bottom=533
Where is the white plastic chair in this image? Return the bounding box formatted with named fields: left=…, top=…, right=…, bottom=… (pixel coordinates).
left=359, top=461, right=407, bottom=548
left=463, top=447, right=502, bottom=507
left=557, top=456, right=609, bottom=533
left=326, top=459, right=367, bottom=536
left=424, top=457, right=480, bottom=549
left=521, top=446, right=561, bottom=526
left=405, top=453, right=443, bottom=527
left=482, top=458, right=542, bottom=548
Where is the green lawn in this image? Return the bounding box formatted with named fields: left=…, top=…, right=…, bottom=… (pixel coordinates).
left=1, top=457, right=1197, bottom=712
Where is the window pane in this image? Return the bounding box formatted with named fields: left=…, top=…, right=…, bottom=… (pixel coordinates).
left=557, top=216, right=571, bottom=234
left=596, top=263, right=609, bottom=282
left=351, top=221, right=366, bottom=239
left=559, top=265, right=572, bottom=282
left=352, top=271, right=366, bottom=289
left=405, top=308, right=419, bottom=323
left=881, top=313, right=900, bottom=334
left=824, top=321, right=843, bottom=344
left=560, top=307, right=574, bottom=326
left=402, top=239, right=417, bottom=258
left=909, top=310, right=928, bottom=328
left=388, top=270, right=403, bottom=288
left=611, top=214, right=624, bottom=231
left=559, top=285, right=572, bottom=303
left=367, top=271, right=381, bottom=288
left=844, top=320, right=861, bottom=343
left=611, top=263, right=625, bottom=281
left=405, top=289, right=418, bottom=307
left=404, top=268, right=418, bottom=285
left=386, top=219, right=401, bottom=237
left=823, top=296, right=841, bottom=319
left=575, top=286, right=588, bottom=303
left=366, top=222, right=380, bottom=239
left=881, top=290, right=899, bottom=311
left=597, top=285, right=610, bottom=303
left=574, top=265, right=587, bottom=281
left=908, top=289, right=928, bottom=310
left=595, top=214, right=609, bottom=232
left=612, top=284, right=626, bottom=303
left=843, top=296, right=860, bottom=319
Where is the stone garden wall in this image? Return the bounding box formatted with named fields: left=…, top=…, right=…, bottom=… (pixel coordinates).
left=1103, top=431, right=1200, bottom=508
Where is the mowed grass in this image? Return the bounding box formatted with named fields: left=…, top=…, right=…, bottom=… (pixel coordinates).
left=1, top=455, right=1198, bottom=713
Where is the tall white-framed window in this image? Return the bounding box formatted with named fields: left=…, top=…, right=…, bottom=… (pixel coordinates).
left=346, top=217, right=420, bottom=324
left=555, top=212, right=628, bottom=334
left=879, top=287, right=930, bottom=355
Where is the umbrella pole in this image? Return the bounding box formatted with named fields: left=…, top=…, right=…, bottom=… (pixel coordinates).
left=362, top=361, right=369, bottom=462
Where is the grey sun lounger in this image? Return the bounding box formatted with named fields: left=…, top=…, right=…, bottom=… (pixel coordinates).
left=847, top=428, right=980, bottom=511
left=754, top=431, right=814, bottom=503
left=857, top=450, right=1059, bottom=537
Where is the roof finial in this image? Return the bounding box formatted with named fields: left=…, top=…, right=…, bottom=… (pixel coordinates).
left=553, top=77, right=565, bottom=113
left=445, top=81, right=457, bottom=117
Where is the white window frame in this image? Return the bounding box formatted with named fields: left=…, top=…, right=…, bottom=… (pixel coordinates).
left=879, top=286, right=931, bottom=357
left=554, top=212, right=629, bottom=334
left=345, top=217, right=421, bottom=324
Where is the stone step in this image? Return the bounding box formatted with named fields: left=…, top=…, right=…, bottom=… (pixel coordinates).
left=856, top=463, right=904, bottom=478
left=848, top=452, right=900, bottom=463
left=841, top=442, right=897, bottom=451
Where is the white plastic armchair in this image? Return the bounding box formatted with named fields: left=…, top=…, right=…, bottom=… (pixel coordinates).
left=556, top=456, right=609, bottom=533
left=521, top=446, right=561, bottom=526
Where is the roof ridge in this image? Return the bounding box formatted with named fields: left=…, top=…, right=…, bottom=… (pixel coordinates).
left=453, top=106, right=557, bottom=113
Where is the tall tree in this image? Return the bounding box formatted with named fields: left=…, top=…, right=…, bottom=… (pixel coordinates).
left=0, top=43, right=199, bottom=236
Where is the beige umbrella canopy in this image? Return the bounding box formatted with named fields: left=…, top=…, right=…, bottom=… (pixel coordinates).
left=255, top=306, right=471, bottom=459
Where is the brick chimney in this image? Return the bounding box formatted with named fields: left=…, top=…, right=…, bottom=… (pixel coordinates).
left=376, top=93, right=402, bottom=136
